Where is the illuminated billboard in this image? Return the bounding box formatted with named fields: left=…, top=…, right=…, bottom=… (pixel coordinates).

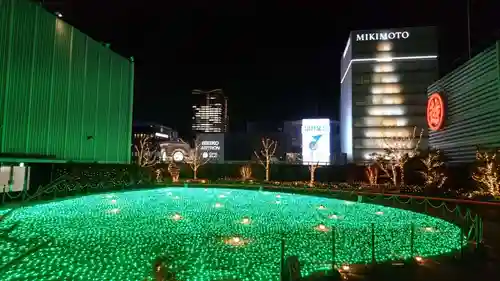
left=301, top=119, right=330, bottom=165
left=196, top=133, right=225, bottom=163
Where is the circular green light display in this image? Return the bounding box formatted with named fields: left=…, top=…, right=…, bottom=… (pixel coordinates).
left=0, top=187, right=464, bottom=280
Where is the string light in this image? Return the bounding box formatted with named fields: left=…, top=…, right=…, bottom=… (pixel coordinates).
left=315, top=224, right=329, bottom=232
left=0, top=188, right=464, bottom=280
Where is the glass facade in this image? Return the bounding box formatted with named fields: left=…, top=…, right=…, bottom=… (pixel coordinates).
left=341, top=27, right=439, bottom=162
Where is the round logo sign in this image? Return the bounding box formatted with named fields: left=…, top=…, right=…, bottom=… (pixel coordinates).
left=427, top=93, right=445, bottom=131
left=172, top=151, right=184, bottom=162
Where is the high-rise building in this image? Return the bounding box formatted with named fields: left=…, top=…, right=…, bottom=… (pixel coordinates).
left=340, top=27, right=439, bottom=162
left=192, top=89, right=228, bottom=133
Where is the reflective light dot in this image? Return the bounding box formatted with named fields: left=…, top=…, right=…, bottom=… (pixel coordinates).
left=315, top=224, right=329, bottom=232
left=107, top=208, right=120, bottom=214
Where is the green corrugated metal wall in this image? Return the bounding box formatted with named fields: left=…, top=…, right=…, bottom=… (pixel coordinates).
left=427, top=42, right=500, bottom=163
left=0, top=0, right=134, bottom=163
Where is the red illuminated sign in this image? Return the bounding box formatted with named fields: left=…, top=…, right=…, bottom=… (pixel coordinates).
left=427, top=93, right=445, bottom=131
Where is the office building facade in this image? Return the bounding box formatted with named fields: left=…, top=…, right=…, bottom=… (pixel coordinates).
left=192, top=89, right=228, bottom=133
left=340, top=27, right=439, bottom=162
left=427, top=42, right=500, bottom=163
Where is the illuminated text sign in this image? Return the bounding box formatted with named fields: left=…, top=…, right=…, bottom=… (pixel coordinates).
left=200, top=141, right=220, bottom=151
left=197, top=134, right=225, bottom=163
left=356, top=31, right=410, bottom=41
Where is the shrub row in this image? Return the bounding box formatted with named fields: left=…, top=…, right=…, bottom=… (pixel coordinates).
left=27, top=161, right=477, bottom=192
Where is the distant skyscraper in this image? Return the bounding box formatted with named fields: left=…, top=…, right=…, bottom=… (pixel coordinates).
left=192, top=89, right=228, bottom=133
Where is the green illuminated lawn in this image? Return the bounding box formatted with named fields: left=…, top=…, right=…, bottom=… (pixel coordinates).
left=0, top=187, right=463, bottom=281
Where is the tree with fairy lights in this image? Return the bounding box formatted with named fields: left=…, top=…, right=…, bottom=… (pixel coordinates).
left=134, top=135, right=159, bottom=167
left=307, top=162, right=321, bottom=187
left=419, top=149, right=447, bottom=190
left=373, top=126, right=423, bottom=187
left=167, top=163, right=180, bottom=183
left=254, top=138, right=277, bottom=181
left=472, top=148, right=500, bottom=197
left=184, top=138, right=210, bottom=180
left=240, top=164, right=252, bottom=181
left=365, top=163, right=379, bottom=186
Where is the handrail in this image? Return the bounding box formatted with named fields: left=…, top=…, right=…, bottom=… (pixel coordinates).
left=176, top=182, right=500, bottom=207
left=330, top=189, right=500, bottom=207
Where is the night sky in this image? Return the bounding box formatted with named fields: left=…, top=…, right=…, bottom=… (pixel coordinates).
left=42, top=0, right=499, bottom=136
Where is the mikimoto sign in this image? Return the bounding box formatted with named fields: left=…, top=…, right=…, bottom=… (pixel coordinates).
left=356, top=31, right=410, bottom=41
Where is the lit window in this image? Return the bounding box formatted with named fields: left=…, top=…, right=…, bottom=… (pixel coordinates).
left=372, top=95, right=403, bottom=105
left=373, top=64, right=395, bottom=73
left=371, top=84, right=401, bottom=94
left=380, top=118, right=408, bottom=127
left=367, top=106, right=405, bottom=116
left=376, top=52, right=394, bottom=61
left=372, top=74, right=399, bottom=83
left=364, top=128, right=411, bottom=138
left=376, top=42, right=392, bottom=52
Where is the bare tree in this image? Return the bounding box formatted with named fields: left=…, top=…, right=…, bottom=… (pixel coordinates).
left=155, top=168, right=164, bottom=183
left=371, top=152, right=398, bottom=186
left=254, top=138, right=277, bottom=181
left=365, top=163, right=378, bottom=186
left=374, top=126, right=423, bottom=186
left=419, top=150, right=447, bottom=190
left=184, top=138, right=210, bottom=180
left=168, top=163, right=180, bottom=183
left=472, top=149, right=500, bottom=196
left=308, top=162, right=320, bottom=187
left=240, top=165, right=252, bottom=181
left=134, top=135, right=158, bottom=167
